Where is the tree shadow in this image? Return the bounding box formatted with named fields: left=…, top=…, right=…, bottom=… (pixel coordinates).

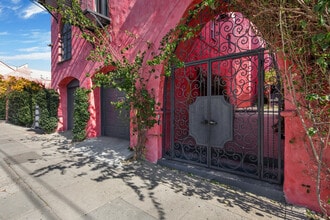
left=25, top=133, right=306, bottom=220
left=91, top=161, right=305, bottom=220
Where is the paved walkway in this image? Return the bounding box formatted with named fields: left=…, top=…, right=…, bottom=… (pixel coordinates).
left=0, top=121, right=307, bottom=219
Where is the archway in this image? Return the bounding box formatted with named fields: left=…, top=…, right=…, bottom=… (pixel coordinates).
left=163, top=11, right=284, bottom=184
left=67, top=79, right=79, bottom=130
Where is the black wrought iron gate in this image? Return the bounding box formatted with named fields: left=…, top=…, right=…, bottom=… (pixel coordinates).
left=163, top=12, right=284, bottom=184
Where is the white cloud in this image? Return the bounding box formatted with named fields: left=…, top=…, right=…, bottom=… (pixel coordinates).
left=0, top=3, right=21, bottom=19
left=0, top=4, right=5, bottom=18
left=11, top=0, right=21, bottom=4
left=20, top=30, right=51, bottom=45
left=17, top=47, right=41, bottom=52
left=0, top=52, right=51, bottom=61
left=22, top=4, right=46, bottom=19
left=0, top=30, right=50, bottom=49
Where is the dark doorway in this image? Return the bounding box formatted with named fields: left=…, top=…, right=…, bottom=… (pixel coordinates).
left=101, top=87, right=130, bottom=140
left=67, top=79, right=79, bottom=130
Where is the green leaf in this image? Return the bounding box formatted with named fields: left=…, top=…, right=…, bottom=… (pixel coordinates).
left=306, top=94, right=319, bottom=101
left=307, top=127, right=317, bottom=136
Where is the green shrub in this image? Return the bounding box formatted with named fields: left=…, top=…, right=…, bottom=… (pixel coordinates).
left=47, top=90, right=60, bottom=118
left=7, top=90, right=33, bottom=126
left=40, top=116, right=58, bottom=133
left=72, top=88, right=90, bottom=141
left=18, top=106, right=32, bottom=126
left=35, top=89, right=59, bottom=133
left=0, top=95, right=5, bottom=120
left=3, top=80, right=58, bottom=130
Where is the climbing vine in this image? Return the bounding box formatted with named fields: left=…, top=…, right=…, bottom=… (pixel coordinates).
left=72, top=88, right=90, bottom=142
left=46, top=0, right=222, bottom=159
left=43, top=0, right=328, bottom=216
left=231, top=0, right=329, bottom=216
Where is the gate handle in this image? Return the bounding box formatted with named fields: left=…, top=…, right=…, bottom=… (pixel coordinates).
left=202, top=120, right=217, bottom=125
left=209, top=120, right=217, bottom=125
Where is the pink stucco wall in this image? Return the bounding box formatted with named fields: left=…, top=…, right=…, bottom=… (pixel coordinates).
left=51, top=0, right=200, bottom=160
left=278, top=57, right=330, bottom=214
left=51, top=15, right=101, bottom=133
left=50, top=0, right=329, bottom=214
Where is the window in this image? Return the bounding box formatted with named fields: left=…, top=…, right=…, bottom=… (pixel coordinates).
left=82, top=0, right=110, bottom=27
left=95, top=0, right=108, bottom=17
left=60, top=23, right=72, bottom=61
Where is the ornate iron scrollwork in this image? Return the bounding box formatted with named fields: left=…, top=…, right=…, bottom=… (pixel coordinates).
left=164, top=11, right=283, bottom=184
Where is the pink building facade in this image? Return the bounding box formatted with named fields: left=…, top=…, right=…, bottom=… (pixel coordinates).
left=42, top=0, right=329, bottom=214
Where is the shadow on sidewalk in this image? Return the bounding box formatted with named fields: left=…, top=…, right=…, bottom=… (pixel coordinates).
left=20, top=132, right=306, bottom=220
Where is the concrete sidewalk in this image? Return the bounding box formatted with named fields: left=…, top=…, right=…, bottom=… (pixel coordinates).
left=0, top=121, right=307, bottom=220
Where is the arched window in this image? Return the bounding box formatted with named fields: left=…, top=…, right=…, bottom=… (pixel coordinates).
left=60, top=23, right=72, bottom=61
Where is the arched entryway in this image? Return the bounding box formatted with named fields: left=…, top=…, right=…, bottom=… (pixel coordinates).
left=163, top=12, right=284, bottom=184
left=67, top=79, right=79, bottom=130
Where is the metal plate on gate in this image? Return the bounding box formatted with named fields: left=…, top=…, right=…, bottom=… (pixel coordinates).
left=189, top=96, right=233, bottom=147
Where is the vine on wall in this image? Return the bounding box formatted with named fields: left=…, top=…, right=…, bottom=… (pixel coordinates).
left=72, top=88, right=90, bottom=142
left=49, top=0, right=222, bottom=159
left=45, top=0, right=329, bottom=215
left=231, top=0, right=329, bottom=216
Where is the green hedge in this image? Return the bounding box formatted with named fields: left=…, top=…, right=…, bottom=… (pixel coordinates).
left=6, top=88, right=59, bottom=133
left=0, top=95, right=5, bottom=120
left=72, top=88, right=90, bottom=141
left=35, top=89, right=59, bottom=133
left=7, top=90, right=33, bottom=126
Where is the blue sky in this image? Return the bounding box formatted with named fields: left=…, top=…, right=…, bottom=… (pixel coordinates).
left=0, top=0, right=51, bottom=72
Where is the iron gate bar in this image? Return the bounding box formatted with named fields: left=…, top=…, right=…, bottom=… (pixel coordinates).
left=257, top=51, right=265, bottom=179
left=272, top=53, right=284, bottom=181
left=165, top=48, right=283, bottom=184
left=172, top=48, right=266, bottom=69
left=162, top=11, right=285, bottom=183
left=170, top=66, right=176, bottom=159
left=207, top=60, right=212, bottom=167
